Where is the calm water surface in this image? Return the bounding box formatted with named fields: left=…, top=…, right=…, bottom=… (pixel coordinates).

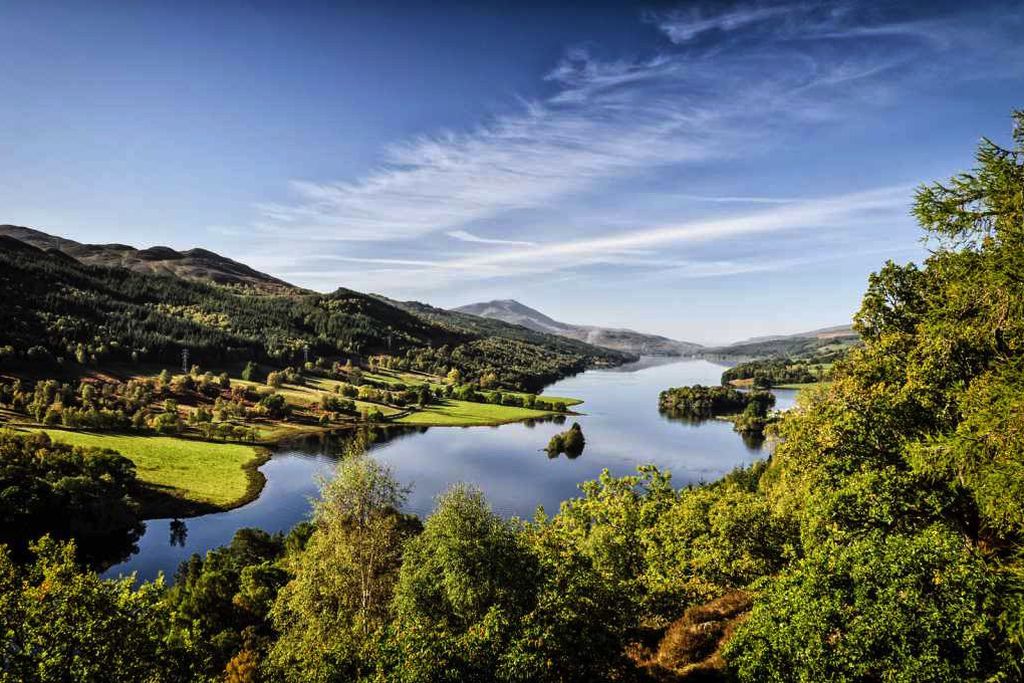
left=105, top=358, right=795, bottom=582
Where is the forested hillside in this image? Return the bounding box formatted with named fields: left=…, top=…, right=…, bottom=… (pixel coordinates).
left=0, top=236, right=627, bottom=390
left=703, top=325, right=859, bottom=360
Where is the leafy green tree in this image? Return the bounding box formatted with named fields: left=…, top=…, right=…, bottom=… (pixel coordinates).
left=642, top=465, right=795, bottom=613
left=166, top=528, right=290, bottom=678
left=387, top=484, right=538, bottom=681
left=268, top=437, right=417, bottom=681
left=0, top=538, right=184, bottom=682
left=257, top=392, right=289, bottom=419
left=725, top=526, right=1009, bottom=681
left=530, top=466, right=676, bottom=622
left=724, top=111, right=1024, bottom=680
left=0, top=430, right=141, bottom=566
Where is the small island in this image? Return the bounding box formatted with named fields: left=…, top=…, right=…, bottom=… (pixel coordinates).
left=546, top=422, right=586, bottom=458
left=658, top=384, right=776, bottom=436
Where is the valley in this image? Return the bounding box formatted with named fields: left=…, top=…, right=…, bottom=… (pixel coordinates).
left=102, top=357, right=794, bottom=583
left=3, top=4, right=1022, bottom=679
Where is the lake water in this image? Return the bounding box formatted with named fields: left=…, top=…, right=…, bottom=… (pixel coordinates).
left=104, top=358, right=795, bottom=583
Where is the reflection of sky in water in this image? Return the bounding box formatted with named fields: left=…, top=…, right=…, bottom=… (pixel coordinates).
left=371, top=359, right=780, bottom=518
left=107, top=359, right=789, bottom=583
left=105, top=452, right=336, bottom=583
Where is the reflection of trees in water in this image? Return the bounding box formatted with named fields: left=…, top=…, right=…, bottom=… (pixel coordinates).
left=659, top=408, right=765, bottom=451
left=546, top=446, right=584, bottom=460
left=282, top=417, right=576, bottom=463
left=81, top=522, right=144, bottom=574
left=738, top=431, right=765, bottom=450
left=4, top=523, right=143, bottom=573
left=659, top=408, right=712, bottom=426
left=279, top=427, right=430, bottom=461
left=169, top=519, right=188, bottom=547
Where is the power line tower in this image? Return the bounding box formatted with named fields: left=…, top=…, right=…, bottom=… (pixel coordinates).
left=181, top=348, right=189, bottom=375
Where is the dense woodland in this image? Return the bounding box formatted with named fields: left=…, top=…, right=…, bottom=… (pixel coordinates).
left=719, top=358, right=820, bottom=387
left=658, top=385, right=776, bottom=438
left=1, top=114, right=1024, bottom=681
left=658, top=385, right=763, bottom=418
left=0, top=431, right=144, bottom=566
left=0, top=237, right=627, bottom=391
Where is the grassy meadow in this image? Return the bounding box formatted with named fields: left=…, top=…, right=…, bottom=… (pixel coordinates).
left=396, top=398, right=558, bottom=426
left=40, top=429, right=266, bottom=514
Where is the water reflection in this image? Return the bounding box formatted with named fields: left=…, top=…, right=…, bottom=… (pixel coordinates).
left=656, top=409, right=766, bottom=450
left=169, top=519, right=188, bottom=547
left=106, top=358, right=783, bottom=583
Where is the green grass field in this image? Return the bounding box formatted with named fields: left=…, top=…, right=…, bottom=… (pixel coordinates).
left=41, top=430, right=264, bottom=511
left=396, top=399, right=557, bottom=426
left=135, top=369, right=580, bottom=430
left=234, top=375, right=577, bottom=425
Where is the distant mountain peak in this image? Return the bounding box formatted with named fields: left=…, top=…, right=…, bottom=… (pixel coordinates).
left=454, top=299, right=702, bottom=357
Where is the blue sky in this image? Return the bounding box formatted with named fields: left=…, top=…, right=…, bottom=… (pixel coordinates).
left=2, top=1, right=1022, bottom=344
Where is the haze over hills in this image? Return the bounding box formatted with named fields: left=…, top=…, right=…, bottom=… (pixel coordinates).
left=453, top=299, right=703, bottom=357
left=703, top=324, right=859, bottom=359
left=737, top=324, right=857, bottom=345
left=0, top=224, right=296, bottom=293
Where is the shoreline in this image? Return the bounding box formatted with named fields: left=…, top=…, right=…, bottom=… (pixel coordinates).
left=1, top=373, right=587, bottom=521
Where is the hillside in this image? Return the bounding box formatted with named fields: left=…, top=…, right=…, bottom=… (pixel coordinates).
left=0, top=224, right=296, bottom=293
left=703, top=324, right=859, bottom=359
left=379, top=296, right=632, bottom=364
left=454, top=299, right=702, bottom=356
left=0, top=232, right=627, bottom=390
left=737, top=324, right=856, bottom=344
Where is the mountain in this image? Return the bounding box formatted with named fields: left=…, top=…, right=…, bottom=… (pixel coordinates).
left=453, top=299, right=702, bottom=356
left=377, top=296, right=633, bottom=364
left=737, top=324, right=857, bottom=345
left=704, top=324, right=859, bottom=359
left=0, top=227, right=629, bottom=390
left=0, top=224, right=295, bottom=293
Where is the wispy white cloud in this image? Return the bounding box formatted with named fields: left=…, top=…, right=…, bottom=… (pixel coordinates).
left=242, top=185, right=910, bottom=292
left=446, top=230, right=537, bottom=247
left=421, top=184, right=909, bottom=277
left=241, top=1, right=1022, bottom=297
left=654, top=4, right=798, bottom=43
left=675, top=194, right=803, bottom=205
left=636, top=244, right=922, bottom=282
left=254, top=95, right=729, bottom=242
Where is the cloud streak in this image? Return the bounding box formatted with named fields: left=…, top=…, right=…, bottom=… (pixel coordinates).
left=446, top=230, right=537, bottom=247
left=241, top=1, right=1023, bottom=297
left=244, top=184, right=911, bottom=292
